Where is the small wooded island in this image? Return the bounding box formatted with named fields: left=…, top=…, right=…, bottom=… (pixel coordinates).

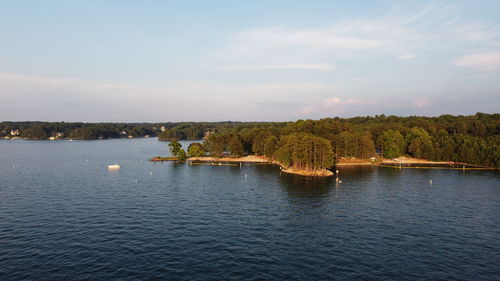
left=153, top=133, right=335, bottom=176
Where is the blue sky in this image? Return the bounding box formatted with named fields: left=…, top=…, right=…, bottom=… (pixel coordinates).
left=1, top=1, right=499, bottom=122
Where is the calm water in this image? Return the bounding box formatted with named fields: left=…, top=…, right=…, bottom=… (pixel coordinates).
left=0, top=138, right=499, bottom=280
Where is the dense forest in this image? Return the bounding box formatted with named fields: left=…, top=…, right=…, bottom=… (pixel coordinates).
left=164, top=113, right=499, bottom=169
left=2, top=113, right=499, bottom=168
left=191, top=113, right=499, bottom=170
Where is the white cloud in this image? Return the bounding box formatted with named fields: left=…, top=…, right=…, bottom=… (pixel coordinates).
left=453, top=52, right=500, bottom=71
left=324, top=97, right=375, bottom=108
left=220, top=63, right=335, bottom=71
left=452, top=23, right=499, bottom=43
left=295, top=106, right=314, bottom=116
left=397, top=53, right=416, bottom=59
left=212, top=4, right=500, bottom=71
left=412, top=98, right=430, bottom=108
left=324, top=97, right=342, bottom=107
left=232, top=27, right=385, bottom=53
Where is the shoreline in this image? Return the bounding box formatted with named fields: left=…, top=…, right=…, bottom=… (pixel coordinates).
left=187, top=155, right=269, bottom=163
left=281, top=167, right=334, bottom=177
left=152, top=154, right=498, bottom=173
left=153, top=155, right=334, bottom=177
left=189, top=156, right=333, bottom=176
left=336, top=157, right=497, bottom=170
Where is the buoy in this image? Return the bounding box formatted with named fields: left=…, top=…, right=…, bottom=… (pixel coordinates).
left=150, top=171, right=153, bottom=176
left=245, top=174, right=248, bottom=178
left=12, top=165, right=15, bottom=169
left=430, top=180, right=432, bottom=185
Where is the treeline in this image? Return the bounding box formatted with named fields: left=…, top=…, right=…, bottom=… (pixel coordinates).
left=0, top=121, right=258, bottom=140
left=156, top=122, right=264, bottom=140
left=170, top=113, right=500, bottom=168
left=0, top=122, right=158, bottom=140
left=2, top=113, right=499, bottom=167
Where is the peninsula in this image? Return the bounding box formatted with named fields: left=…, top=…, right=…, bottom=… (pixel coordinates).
left=3, top=113, right=499, bottom=172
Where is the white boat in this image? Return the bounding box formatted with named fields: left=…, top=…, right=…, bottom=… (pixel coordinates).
left=108, top=164, right=120, bottom=170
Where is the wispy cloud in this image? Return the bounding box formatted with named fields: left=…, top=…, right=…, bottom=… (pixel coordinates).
left=412, top=98, right=431, bottom=108
left=296, top=96, right=377, bottom=117
left=453, top=52, right=500, bottom=71
left=220, top=63, right=335, bottom=71
left=452, top=23, right=499, bottom=43
left=214, top=4, right=500, bottom=71
left=397, top=53, right=416, bottom=59
left=324, top=97, right=375, bottom=108
left=295, top=106, right=314, bottom=116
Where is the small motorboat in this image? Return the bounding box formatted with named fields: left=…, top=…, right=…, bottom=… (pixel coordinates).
left=108, top=164, right=120, bottom=170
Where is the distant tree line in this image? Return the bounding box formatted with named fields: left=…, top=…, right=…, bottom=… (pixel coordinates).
left=0, top=122, right=158, bottom=140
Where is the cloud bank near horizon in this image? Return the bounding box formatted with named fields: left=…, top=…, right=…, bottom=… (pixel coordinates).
left=0, top=1, right=499, bottom=122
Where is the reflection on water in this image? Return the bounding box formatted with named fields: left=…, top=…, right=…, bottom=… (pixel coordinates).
left=279, top=172, right=333, bottom=197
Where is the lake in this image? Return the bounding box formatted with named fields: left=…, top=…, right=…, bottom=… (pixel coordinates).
left=0, top=138, right=499, bottom=280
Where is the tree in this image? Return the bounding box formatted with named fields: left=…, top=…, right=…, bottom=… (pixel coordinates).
left=204, top=134, right=225, bottom=157
left=377, top=129, right=405, bottom=158
left=406, top=127, right=434, bottom=159
left=227, top=135, right=244, bottom=156
left=169, top=140, right=182, bottom=156
left=251, top=131, right=269, bottom=155
left=188, top=142, right=205, bottom=157
left=275, top=133, right=333, bottom=171
left=177, top=148, right=188, bottom=161
left=263, top=135, right=278, bottom=159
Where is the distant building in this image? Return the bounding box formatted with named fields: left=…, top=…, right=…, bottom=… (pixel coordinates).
left=10, top=129, right=19, bottom=136
left=160, top=126, right=166, bottom=132
left=120, top=131, right=127, bottom=136
left=203, top=131, right=214, bottom=140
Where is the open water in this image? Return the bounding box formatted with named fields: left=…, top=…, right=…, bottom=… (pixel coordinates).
left=0, top=138, right=499, bottom=280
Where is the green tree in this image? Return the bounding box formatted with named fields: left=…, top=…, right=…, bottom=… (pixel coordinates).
left=169, top=140, right=182, bottom=156
left=188, top=142, right=205, bottom=157
left=275, top=133, right=333, bottom=171
left=251, top=131, right=269, bottom=155
left=406, top=127, right=434, bottom=159
left=227, top=135, right=244, bottom=156
left=177, top=148, right=188, bottom=161
left=263, top=135, right=278, bottom=159
left=377, top=129, right=405, bottom=158
left=204, top=134, right=225, bottom=157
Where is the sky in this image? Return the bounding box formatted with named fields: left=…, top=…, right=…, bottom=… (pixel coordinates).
left=1, top=0, right=499, bottom=122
